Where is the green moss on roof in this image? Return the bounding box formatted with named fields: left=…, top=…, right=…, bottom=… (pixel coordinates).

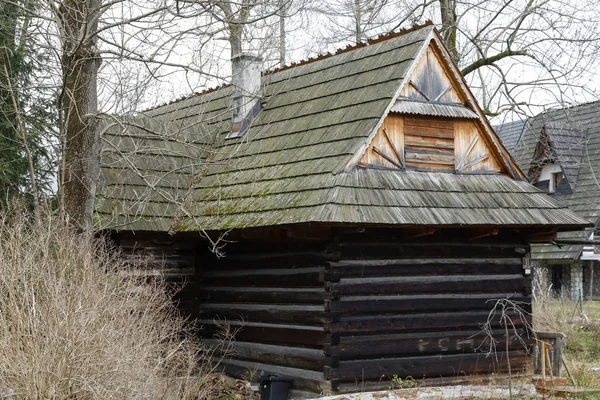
left=96, top=24, right=588, bottom=233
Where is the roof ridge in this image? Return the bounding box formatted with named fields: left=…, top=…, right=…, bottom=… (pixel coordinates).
left=145, top=21, right=435, bottom=112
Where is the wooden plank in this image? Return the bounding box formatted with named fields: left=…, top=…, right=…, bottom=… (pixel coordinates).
left=372, top=146, right=403, bottom=169
left=329, top=294, right=529, bottom=316
left=215, top=358, right=328, bottom=392
left=404, top=146, right=454, bottom=156
left=204, top=340, right=326, bottom=371
left=330, top=274, right=530, bottom=296
left=455, top=134, right=479, bottom=170
left=200, top=267, right=324, bottom=287
left=405, top=151, right=455, bottom=166
left=337, top=243, right=519, bottom=259
left=199, top=303, right=325, bottom=325
left=331, top=351, right=529, bottom=381
left=198, top=286, right=326, bottom=304
left=330, top=331, right=526, bottom=360
left=459, top=154, right=489, bottom=172
left=404, top=115, right=455, bottom=130
left=382, top=128, right=404, bottom=168
left=328, top=310, right=526, bottom=334
left=409, top=80, right=431, bottom=101
left=404, top=125, right=454, bottom=139
left=199, top=320, right=327, bottom=348
left=404, top=135, right=454, bottom=149
left=327, top=260, right=523, bottom=280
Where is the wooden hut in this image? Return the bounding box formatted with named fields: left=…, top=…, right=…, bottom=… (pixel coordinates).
left=97, top=22, right=590, bottom=394
left=496, top=105, right=600, bottom=300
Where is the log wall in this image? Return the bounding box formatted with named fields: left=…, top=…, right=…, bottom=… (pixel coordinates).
left=109, top=231, right=199, bottom=320
left=197, top=237, right=335, bottom=392
left=325, top=230, right=532, bottom=392
left=111, top=228, right=533, bottom=394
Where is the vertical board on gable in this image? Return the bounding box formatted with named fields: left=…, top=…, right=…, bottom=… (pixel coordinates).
left=455, top=120, right=502, bottom=173
left=359, top=114, right=404, bottom=169
left=404, top=115, right=455, bottom=171
left=400, top=46, right=462, bottom=103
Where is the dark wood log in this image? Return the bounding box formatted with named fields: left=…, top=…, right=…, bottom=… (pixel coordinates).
left=337, top=243, right=519, bottom=259
left=199, top=320, right=327, bottom=349
left=198, top=286, right=326, bottom=304
left=328, top=310, right=526, bottom=333
left=329, top=330, right=528, bottom=360
left=330, top=274, right=530, bottom=296
left=331, top=351, right=529, bottom=381
left=204, top=340, right=326, bottom=371
left=199, top=303, right=325, bottom=325
left=200, top=266, right=324, bottom=287
left=326, top=258, right=523, bottom=281
left=329, top=294, right=529, bottom=316
left=215, top=358, right=329, bottom=392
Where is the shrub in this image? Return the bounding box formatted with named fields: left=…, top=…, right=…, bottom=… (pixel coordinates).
left=0, top=210, right=216, bottom=399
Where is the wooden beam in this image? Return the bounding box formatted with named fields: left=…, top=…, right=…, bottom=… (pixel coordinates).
left=397, top=227, right=436, bottom=239
left=434, top=84, right=452, bottom=101
left=466, top=228, right=499, bottom=241
left=530, top=231, right=558, bottom=243
left=409, top=80, right=431, bottom=101
left=458, top=154, right=488, bottom=172
left=372, top=146, right=403, bottom=169
left=382, top=128, right=405, bottom=167
left=455, top=134, right=479, bottom=171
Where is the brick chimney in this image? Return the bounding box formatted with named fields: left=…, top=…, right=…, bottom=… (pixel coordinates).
left=229, top=52, right=262, bottom=138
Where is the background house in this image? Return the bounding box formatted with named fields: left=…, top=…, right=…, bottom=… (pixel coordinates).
left=495, top=102, right=600, bottom=301
left=97, top=23, right=588, bottom=393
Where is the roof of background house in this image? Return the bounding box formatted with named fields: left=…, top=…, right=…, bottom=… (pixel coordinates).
left=495, top=102, right=600, bottom=260
left=96, top=23, right=589, bottom=233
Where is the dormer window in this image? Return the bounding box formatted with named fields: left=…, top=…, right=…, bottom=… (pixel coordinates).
left=549, top=171, right=564, bottom=193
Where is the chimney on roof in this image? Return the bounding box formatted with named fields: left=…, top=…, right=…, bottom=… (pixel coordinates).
left=229, top=52, right=262, bottom=137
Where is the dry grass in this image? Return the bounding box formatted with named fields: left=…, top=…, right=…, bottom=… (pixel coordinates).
left=0, top=209, right=226, bottom=399
left=534, top=292, right=600, bottom=389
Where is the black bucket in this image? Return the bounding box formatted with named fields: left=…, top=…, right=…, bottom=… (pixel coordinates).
left=259, top=375, right=292, bottom=400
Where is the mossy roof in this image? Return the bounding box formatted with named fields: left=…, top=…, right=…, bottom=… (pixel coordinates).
left=96, top=24, right=589, bottom=233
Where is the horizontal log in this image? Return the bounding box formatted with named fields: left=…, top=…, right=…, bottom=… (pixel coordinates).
left=328, top=310, right=526, bottom=333
left=204, top=254, right=330, bottom=270
left=198, top=286, right=326, bottom=304
left=327, top=258, right=523, bottom=281
left=330, top=330, right=528, bottom=360
left=330, top=274, right=530, bottom=296
left=329, top=293, right=530, bottom=316
left=331, top=351, right=529, bottom=381
left=404, top=135, right=454, bottom=150
left=204, top=340, right=326, bottom=371
left=199, top=303, right=325, bottom=325
left=405, top=151, right=455, bottom=165
left=215, top=358, right=329, bottom=392
left=404, top=115, right=455, bottom=129
left=337, top=244, right=517, bottom=259
left=199, top=320, right=327, bottom=349
left=200, top=267, right=324, bottom=287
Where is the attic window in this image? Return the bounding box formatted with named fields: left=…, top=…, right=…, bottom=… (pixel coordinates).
left=549, top=171, right=564, bottom=193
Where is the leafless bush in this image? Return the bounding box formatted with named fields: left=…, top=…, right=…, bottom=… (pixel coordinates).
left=0, top=208, right=220, bottom=399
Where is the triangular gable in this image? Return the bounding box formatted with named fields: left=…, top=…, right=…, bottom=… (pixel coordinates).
left=348, top=30, right=523, bottom=178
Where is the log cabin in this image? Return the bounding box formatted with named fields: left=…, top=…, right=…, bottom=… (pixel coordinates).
left=496, top=103, right=600, bottom=301
left=97, top=22, right=590, bottom=394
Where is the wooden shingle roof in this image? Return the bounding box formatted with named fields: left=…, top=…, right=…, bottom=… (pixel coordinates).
left=496, top=102, right=600, bottom=260
left=97, top=24, right=589, bottom=233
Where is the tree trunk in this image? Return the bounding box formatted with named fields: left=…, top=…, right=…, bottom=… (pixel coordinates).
left=438, top=0, right=458, bottom=62
left=354, top=0, right=362, bottom=44
left=279, top=0, right=286, bottom=66
left=58, top=0, right=102, bottom=233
